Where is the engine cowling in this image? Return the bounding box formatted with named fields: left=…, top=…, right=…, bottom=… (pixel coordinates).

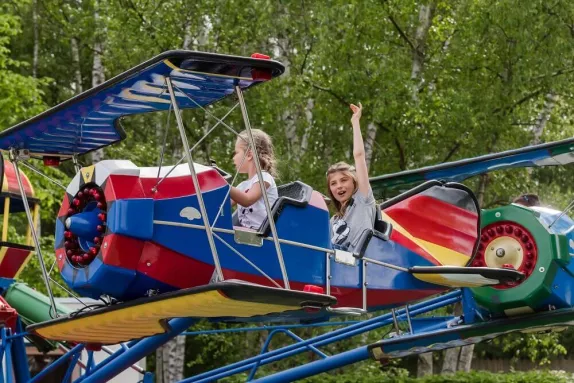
left=54, top=159, right=229, bottom=301
left=470, top=204, right=570, bottom=316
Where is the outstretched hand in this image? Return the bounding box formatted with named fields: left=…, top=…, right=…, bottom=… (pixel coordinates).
left=350, top=102, right=362, bottom=124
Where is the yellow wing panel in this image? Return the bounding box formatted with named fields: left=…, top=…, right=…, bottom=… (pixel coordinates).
left=28, top=281, right=335, bottom=344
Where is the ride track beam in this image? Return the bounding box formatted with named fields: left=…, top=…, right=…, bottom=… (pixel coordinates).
left=181, top=291, right=461, bottom=383
left=77, top=317, right=197, bottom=383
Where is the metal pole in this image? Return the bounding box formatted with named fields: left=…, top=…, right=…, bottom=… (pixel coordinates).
left=362, top=260, right=367, bottom=311
left=18, top=161, right=67, bottom=190
left=153, top=219, right=336, bottom=255
left=235, top=86, right=289, bottom=289
left=10, top=152, right=58, bottom=318
left=326, top=253, right=331, bottom=295
left=391, top=309, right=401, bottom=335
left=362, top=257, right=409, bottom=272
left=166, top=77, right=223, bottom=281
left=405, top=304, right=414, bottom=334
left=72, top=155, right=81, bottom=173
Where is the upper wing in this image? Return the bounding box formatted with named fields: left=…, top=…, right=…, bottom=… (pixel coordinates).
left=0, top=51, right=284, bottom=160
left=370, top=137, right=574, bottom=199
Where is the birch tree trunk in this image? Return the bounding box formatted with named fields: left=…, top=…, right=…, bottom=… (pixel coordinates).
left=156, top=335, right=186, bottom=383
left=71, top=37, right=83, bottom=93
left=441, top=347, right=460, bottom=374
left=364, top=122, right=377, bottom=169
left=413, top=3, right=438, bottom=375
left=411, top=2, right=436, bottom=101
left=458, top=345, right=474, bottom=372
left=32, top=0, right=39, bottom=78
left=417, top=353, right=433, bottom=377
left=531, top=92, right=558, bottom=145
left=90, top=0, right=106, bottom=164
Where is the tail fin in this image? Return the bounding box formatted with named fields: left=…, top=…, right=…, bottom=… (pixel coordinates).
left=382, top=181, right=480, bottom=267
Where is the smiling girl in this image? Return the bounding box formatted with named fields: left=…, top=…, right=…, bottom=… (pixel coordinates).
left=326, top=103, right=376, bottom=251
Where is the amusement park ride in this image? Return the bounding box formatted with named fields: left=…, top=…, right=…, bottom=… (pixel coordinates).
left=0, top=50, right=573, bottom=382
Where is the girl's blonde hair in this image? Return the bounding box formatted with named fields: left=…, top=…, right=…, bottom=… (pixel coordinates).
left=326, top=161, right=358, bottom=218
left=238, top=129, right=278, bottom=177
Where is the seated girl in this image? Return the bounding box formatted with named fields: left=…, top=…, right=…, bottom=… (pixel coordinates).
left=230, top=129, right=278, bottom=230
left=326, top=103, right=376, bottom=251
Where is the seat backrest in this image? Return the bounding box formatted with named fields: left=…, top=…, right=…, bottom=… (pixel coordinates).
left=258, top=181, right=313, bottom=236
left=374, top=203, right=390, bottom=233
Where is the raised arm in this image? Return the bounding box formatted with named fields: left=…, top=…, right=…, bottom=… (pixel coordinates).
left=350, top=103, right=371, bottom=198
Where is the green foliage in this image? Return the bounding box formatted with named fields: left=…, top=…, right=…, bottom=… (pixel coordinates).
left=475, top=331, right=568, bottom=366
left=4, top=0, right=574, bottom=377
left=0, top=6, right=47, bottom=129
left=298, top=369, right=574, bottom=383
left=222, top=366, right=574, bottom=383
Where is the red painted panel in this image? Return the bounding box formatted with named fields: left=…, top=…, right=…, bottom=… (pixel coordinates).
left=0, top=247, right=32, bottom=278
left=100, top=234, right=145, bottom=269
left=104, top=175, right=146, bottom=202
left=309, top=190, right=328, bottom=210
left=139, top=169, right=228, bottom=199
left=56, top=248, right=66, bottom=270
left=137, top=242, right=213, bottom=288
left=2, top=160, right=33, bottom=197
left=385, top=195, right=478, bottom=256
left=58, top=193, right=70, bottom=218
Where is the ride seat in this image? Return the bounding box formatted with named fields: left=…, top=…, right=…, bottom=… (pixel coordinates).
left=374, top=203, right=391, bottom=234
left=258, top=181, right=313, bottom=236
left=231, top=181, right=313, bottom=234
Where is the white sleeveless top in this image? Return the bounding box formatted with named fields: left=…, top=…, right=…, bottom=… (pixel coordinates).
left=236, top=172, right=278, bottom=229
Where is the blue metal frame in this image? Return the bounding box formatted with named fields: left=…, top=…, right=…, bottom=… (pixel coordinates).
left=78, top=317, right=196, bottom=383
left=12, top=319, right=30, bottom=383
left=181, top=291, right=461, bottom=383
left=247, top=329, right=328, bottom=381
left=6, top=291, right=462, bottom=382
left=29, top=344, right=85, bottom=383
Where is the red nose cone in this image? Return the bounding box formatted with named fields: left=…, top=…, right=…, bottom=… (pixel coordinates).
left=303, top=285, right=324, bottom=294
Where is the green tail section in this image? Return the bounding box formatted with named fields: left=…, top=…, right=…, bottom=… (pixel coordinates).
left=5, top=282, right=72, bottom=352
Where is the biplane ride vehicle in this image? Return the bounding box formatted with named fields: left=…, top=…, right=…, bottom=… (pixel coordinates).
left=1, top=50, right=574, bottom=382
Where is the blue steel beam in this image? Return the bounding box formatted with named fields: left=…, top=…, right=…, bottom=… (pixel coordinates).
left=12, top=319, right=31, bottom=383
left=253, top=346, right=371, bottom=383
left=182, top=291, right=461, bottom=383
left=79, top=317, right=196, bottom=383
left=29, top=344, right=85, bottom=383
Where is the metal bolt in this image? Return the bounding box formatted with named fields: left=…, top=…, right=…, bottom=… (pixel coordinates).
left=495, top=212, right=501, bottom=218
left=328, top=275, right=332, bottom=279
left=103, top=242, right=108, bottom=249
left=496, top=248, right=505, bottom=257
left=539, top=267, right=545, bottom=272
left=147, top=262, right=151, bottom=267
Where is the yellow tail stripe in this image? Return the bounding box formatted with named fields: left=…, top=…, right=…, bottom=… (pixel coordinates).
left=381, top=211, right=469, bottom=266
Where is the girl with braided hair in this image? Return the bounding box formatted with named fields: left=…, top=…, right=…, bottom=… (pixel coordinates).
left=230, top=129, right=278, bottom=229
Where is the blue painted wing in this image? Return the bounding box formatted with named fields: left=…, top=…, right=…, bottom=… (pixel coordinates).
left=0, top=51, right=284, bottom=159
left=371, top=138, right=574, bottom=199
